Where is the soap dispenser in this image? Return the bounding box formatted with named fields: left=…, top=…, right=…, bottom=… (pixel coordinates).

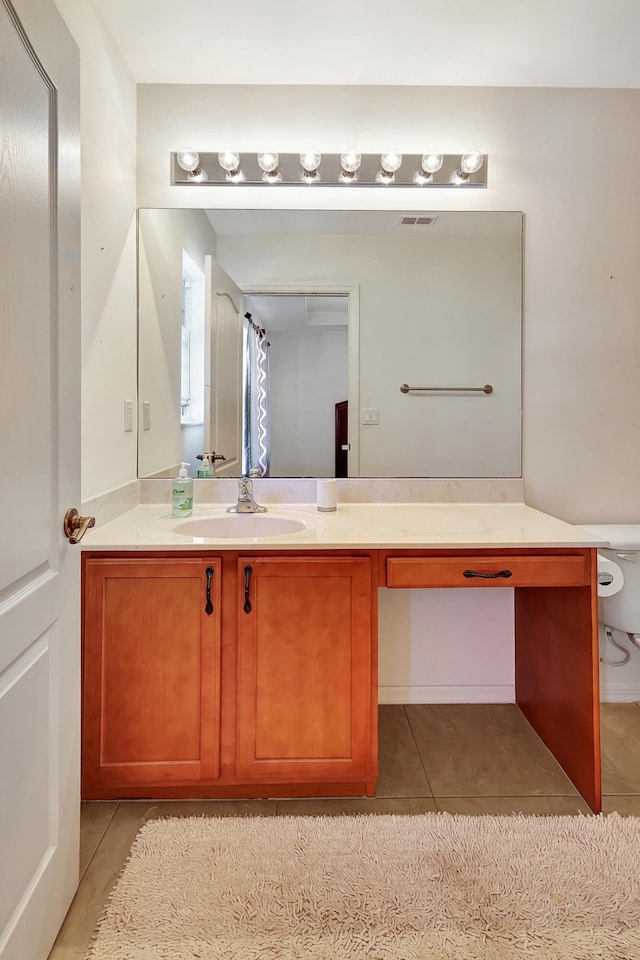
left=171, top=462, right=193, bottom=517
left=197, top=454, right=214, bottom=479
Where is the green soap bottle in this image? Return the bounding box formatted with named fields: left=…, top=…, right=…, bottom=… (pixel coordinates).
left=197, top=454, right=214, bottom=478
left=171, top=461, right=193, bottom=516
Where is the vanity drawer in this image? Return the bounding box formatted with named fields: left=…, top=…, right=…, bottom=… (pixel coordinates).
left=386, top=555, right=589, bottom=588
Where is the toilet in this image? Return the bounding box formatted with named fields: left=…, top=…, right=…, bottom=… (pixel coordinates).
left=581, top=524, right=640, bottom=646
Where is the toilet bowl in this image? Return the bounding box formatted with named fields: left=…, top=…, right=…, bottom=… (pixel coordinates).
left=581, top=524, right=640, bottom=645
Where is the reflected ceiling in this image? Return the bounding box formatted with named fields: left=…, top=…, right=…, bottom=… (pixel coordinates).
left=206, top=209, right=519, bottom=240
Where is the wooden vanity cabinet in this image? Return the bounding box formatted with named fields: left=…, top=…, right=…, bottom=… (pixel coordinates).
left=82, top=551, right=377, bottom=799
left=82, top=557, right=222, bottom=799
left=82, top=546, right=600, bottom=810
left=235, top=556, right=376, bottom=793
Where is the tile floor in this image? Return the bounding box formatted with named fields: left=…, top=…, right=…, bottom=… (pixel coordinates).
left=48, top=702, right=640, bottom=959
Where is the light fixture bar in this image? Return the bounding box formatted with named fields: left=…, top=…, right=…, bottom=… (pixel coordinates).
left=171, top=152, right=488, bottom=187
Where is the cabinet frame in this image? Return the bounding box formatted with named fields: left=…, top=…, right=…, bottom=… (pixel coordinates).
left=82, top=550, right=379, bottom=800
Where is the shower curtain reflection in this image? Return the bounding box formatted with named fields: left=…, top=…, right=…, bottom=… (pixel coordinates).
left=243, top=312, right=270, bottom=477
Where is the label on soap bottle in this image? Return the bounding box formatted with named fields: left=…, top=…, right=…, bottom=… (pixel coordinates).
left=172, top=481, right=193, bottom=513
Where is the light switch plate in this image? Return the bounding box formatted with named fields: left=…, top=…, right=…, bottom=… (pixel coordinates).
left=362, top=407, right=379, bottom=424
left=143, top=401, right=151, bottom=431
left=124, top=400, right=134, bottom=432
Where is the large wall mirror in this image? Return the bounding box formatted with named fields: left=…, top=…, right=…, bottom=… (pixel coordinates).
left=138, top=208, right=523, bottom=479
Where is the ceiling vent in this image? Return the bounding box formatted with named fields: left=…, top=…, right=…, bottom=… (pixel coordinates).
left=399, top=215, right=439, bottom=226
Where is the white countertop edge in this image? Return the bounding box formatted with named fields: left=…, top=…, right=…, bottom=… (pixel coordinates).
left=80, top=502, right=610, bottom=551
left=80, top=540, right=607, bottom=552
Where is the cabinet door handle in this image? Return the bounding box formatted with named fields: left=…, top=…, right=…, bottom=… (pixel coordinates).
left=462, top=569, right=513, bottom=579
left=243, top=564, right=253, bottom=614
left=205, top=566, right=214, bottom=615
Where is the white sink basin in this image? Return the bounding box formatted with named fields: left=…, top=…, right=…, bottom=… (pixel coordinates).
left=173, top=514, right=307, bottom=539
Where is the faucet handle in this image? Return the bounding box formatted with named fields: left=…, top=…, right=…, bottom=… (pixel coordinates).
left=228, top=475, right=266, bottom=513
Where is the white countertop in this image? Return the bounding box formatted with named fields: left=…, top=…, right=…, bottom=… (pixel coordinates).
left=81, top=502, right=608, bottom=551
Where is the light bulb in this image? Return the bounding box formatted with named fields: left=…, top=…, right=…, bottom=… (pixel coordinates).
left=300, top=148, right=321, bottom=172
left=340, top=151, right=361, bottom=174
left=380, top=152, right=402, bottom=173
left=257, top=151, right=279, bottom=173
left=257, top=151, right=280, bottom=182
left=301, top=169, right=321, bottom=184
left=188, top=167, right=208, bottom=183
left=421, top=153, right=444, bottom=174
left=460, top=152, right=484, bottom=174
left=413, top=169, right=433, bottom=185
left=450, top=169, right=470, bottom=185
left=218, top=150, right=243, bottom=182
left=376, top=168, right=395, bottom=184
left=176, top=149, right=200, bottom=172
left=218, top=150, right=240, bottom=172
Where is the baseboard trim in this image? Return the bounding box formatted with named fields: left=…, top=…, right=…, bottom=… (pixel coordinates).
left=379, top=683, right=639, bottom=705
left=379, top=685, right=515, bottom=704
left=600, top=683, right=640, bottom=703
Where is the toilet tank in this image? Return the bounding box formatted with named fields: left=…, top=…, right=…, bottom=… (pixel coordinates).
left=581, top=524, right=640, bottom=635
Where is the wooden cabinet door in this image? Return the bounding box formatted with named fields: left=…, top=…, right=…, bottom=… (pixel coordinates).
left=236, top=556, right=374, bottom=784
left=82, top=558, right=221, bottom=796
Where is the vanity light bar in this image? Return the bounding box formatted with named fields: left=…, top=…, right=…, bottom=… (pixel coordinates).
left=171, top=152, right=488, bottom=188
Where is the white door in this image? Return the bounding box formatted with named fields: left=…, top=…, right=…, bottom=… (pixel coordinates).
left=204, top=257, right=244, bottom=477
left=0, top=1, right=81, bottom=958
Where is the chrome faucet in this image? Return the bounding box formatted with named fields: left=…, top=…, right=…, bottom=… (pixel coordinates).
left=227, top=477, right=267, bottom=514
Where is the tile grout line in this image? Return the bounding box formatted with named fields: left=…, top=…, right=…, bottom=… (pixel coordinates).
left=402, top=705, right=436, bottom=800
left=433, top=793, right=582, bottom=800
left=431, top=796, right=596, bottom=813
left=79, top=802, right=120, bottom=884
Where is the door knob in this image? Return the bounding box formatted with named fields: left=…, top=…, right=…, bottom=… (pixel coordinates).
left=63, top=508, right=96, bottom=544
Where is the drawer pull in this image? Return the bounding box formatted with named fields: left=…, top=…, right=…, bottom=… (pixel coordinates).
left=205, top=566, right=214, bottom=615
left=243, top=564, right=253, bottom=614
left=463, top=568, right=513, bottom=579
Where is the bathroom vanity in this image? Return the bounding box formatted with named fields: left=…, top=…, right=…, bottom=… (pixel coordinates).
left=80, top=503, right=604, bottom=811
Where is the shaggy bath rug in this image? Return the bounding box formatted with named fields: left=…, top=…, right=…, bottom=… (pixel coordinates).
left=87, top=813, right=640, bottom=960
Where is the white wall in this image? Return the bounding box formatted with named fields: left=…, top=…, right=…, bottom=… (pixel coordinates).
left=53, top=0, right=137, bottom=501
left=379, top=588, right=514, bottom=703
left=48, top=68, right=639, bottom=701
left=134, top=83, right=640, bottom=701
left=138, top=208, right=218, bottom=477
left=219, top=232, right=521, bottom=477
left=137, top=83, right=640, bottom=525
left=268, top=325, right=348, bottom=477
left=599, top=624, right=640, bottom=702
